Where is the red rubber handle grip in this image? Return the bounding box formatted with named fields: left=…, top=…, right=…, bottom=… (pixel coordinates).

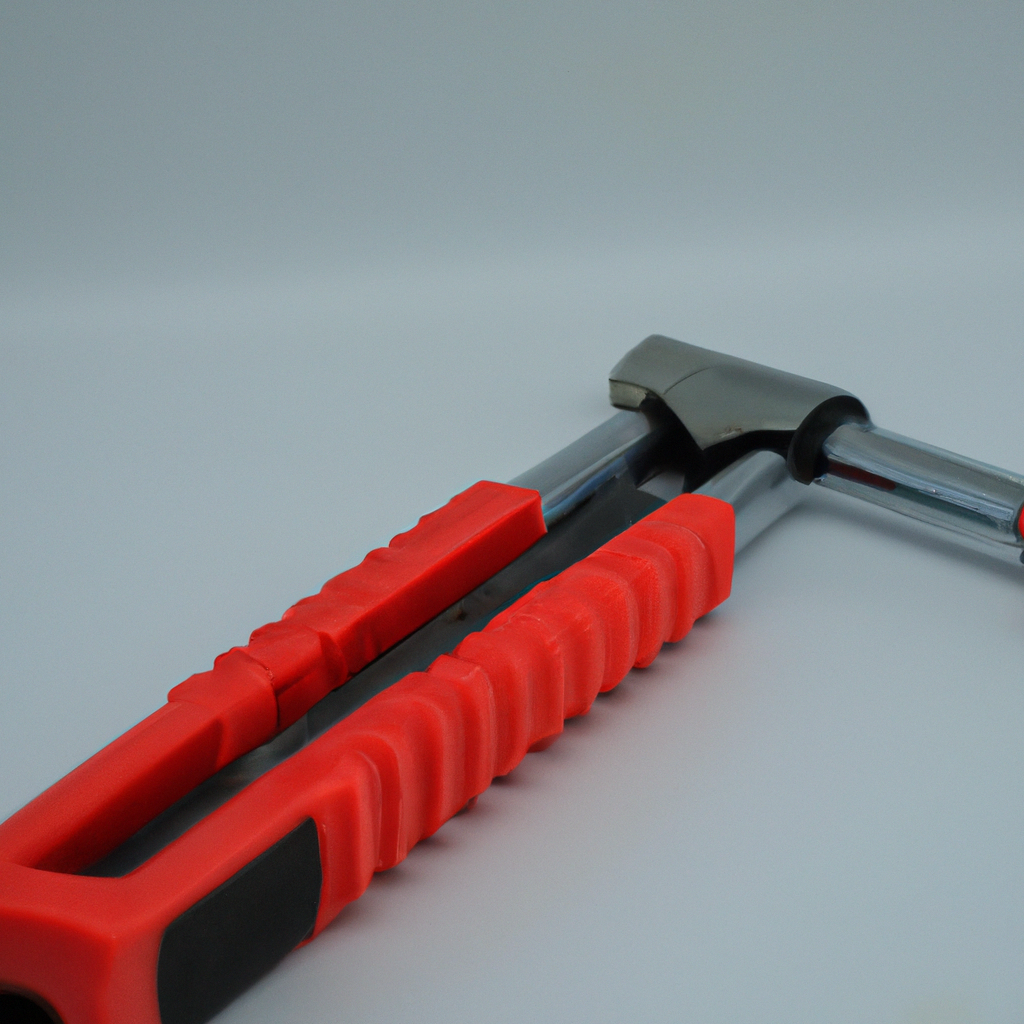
left=0, top=481, right=545, bottom=1020
left=0, top=481, right=545, bottom=876
left=0, top=489, right=733, bottom=1024
left=324, top=492, right=734, bottom=877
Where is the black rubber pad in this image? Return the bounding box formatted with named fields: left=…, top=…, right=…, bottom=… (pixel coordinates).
left=0, top=993, right=60, bottom=1023
left=156, top=818, right=321, bottom=1024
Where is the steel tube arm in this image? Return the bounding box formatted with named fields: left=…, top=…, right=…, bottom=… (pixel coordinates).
left=816, top=422, right=1024, bottom=564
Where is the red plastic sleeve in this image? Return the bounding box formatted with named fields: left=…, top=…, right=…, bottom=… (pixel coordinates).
left=314, top=492, right=734, bottom=875
left=0, top=492, right=732, bottom=1024
left=0, top=481, right=544, bottom=875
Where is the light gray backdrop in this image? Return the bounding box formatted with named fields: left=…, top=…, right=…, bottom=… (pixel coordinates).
left=2, top=4, right=1024, bottom=1023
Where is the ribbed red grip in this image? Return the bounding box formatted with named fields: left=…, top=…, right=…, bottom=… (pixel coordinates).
left=305, top=493, right=733, bottom=889
left=0, top=491, right=732, bottom=1024
left=0, top=481, right=544, bottom=875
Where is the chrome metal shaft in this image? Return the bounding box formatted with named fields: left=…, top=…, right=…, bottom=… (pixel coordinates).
left=510, top=402, right=1024, bottom=567
left=817, top=422, right=1024, bottom=564
left=696, top=451, right=805, bottom=553
left=511, top=411, right=806, bottom=553
left=510, top=410, right=663, bottom=526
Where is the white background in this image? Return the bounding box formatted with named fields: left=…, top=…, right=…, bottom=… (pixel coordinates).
left=2, top=5, right=1024, bottom=1022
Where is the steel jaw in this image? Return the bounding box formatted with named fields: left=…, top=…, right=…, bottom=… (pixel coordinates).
left=602, top=335, right=1024, bottom=565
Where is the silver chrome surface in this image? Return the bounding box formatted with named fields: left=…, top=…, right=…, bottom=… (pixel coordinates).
left=818, top=422, right=1024, bottom=561
left=696, top=450, right=806, bottom=553
left=610, top=335, right=863, bottom=453
left=510, top=410, right=663, bottom=525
